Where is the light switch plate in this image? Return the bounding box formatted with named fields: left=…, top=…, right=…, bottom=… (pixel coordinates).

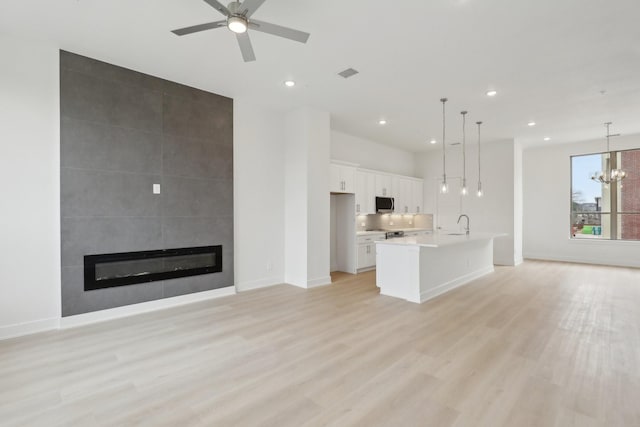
left=153, top=184, right=161, bottom=194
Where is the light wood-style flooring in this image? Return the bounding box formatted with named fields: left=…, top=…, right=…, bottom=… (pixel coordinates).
left=1, top=261, right=640, bottom=426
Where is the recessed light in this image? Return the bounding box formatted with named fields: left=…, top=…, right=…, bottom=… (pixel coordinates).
left=379, top=119, right=387, bottom=125
left=486, top=90, right=497, bottom=97
left=430, top=139, right=437, bottom=144
left=284, top=80, right=296, bottom=87
left=543, top=137, right=551, bottom=141
left=528, top=121, right=536, bottom=127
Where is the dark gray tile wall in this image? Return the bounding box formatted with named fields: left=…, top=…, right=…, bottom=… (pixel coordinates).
left=60, top=51, right=233, bottom=317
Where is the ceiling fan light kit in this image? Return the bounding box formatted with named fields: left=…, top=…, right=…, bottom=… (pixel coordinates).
left=227, top=16, right=248, bottom=33
left=171, top=0, right=310, bottom=62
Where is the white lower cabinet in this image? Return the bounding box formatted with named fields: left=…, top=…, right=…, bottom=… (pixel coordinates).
left=357, top=244, right=375, bottom=269
left=356, top=233, right=385, bottom=270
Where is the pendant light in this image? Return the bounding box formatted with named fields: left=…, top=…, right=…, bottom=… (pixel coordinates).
left=476, top=121, right=484, bottom=197
left=440, top=98, right=449, bottom=194
left=461, top=111, right=468, bottom=196
left=590, top=122, right=626, bottom=184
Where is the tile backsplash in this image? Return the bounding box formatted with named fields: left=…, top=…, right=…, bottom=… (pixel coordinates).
left=356, top=214, right=434, bottom=232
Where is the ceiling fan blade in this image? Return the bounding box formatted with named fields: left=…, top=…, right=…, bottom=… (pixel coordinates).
left=250, top=19, right=310, bottom=43
left=202, top=0, right=230, bottom=16
left=236, top=33, right=256, bottom=62
left=240, top=0, right=267, bottom=17
left=171, top=20, right=226, bottom=36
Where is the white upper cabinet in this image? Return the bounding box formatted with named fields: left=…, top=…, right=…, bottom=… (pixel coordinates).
left=331, top=161, right=424, bottom=215
left=355, top=171, right=376, bottom=214
left=330, top=162, right=356, bottom=193
left=412, top=180, right=424, bottom=213
left=392, top=177, right=424, bottom=214
left=395, top=177, right=414, bottom=214
left=375, top=174, right=393, bottom=197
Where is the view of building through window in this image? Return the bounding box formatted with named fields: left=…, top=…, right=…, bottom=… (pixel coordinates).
left=571, top=149, right=640, bottom=240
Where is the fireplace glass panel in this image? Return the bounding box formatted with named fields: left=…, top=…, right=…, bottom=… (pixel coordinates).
left=85, top=246, right=222, bottom=291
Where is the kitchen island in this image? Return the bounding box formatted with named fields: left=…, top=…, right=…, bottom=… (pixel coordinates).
left=375, top=232, right=502, bottom=303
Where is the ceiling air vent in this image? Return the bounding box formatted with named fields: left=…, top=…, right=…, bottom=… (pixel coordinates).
left=338, top=68, right=359, bottom=79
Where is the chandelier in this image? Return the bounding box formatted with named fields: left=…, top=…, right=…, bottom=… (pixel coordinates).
left=591, top=122, right=626, bottom=184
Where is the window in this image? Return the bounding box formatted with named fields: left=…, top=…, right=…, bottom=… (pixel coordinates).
left=571, top=148, right=640, bottom=240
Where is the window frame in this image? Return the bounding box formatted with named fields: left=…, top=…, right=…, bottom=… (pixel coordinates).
left=570, top=147, right=640, bottom=241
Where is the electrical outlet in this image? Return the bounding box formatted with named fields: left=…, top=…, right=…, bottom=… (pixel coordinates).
left=266, top=262, right=272, bottom=272
left=152, top=184, right=161, bottom=194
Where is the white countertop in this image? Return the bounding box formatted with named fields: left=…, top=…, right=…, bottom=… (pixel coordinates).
left=356, top=228, right=432, bottom=236
left=375, top=232, right=504, bottom=248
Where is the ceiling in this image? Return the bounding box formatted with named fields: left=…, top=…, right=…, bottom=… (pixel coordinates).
left=2, top=0, right=640, bottom=151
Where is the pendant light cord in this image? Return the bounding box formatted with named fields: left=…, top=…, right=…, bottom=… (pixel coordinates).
left=441, top=98, right=447, bottom=181
left=477, top=121, right=482, bottom=181
left=461, top=111, right=467, bottom=184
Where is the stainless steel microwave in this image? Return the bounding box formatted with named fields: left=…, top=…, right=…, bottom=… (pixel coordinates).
left=375, top=197, right=394, bottom=213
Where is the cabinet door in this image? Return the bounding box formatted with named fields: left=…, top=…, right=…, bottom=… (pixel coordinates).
left=366, top=244, right=376, bottom=268
left=375, top=174, right=392, bottom=197
left=330, top=164, right=342, bottom=192
left=412, top=180, right=424, bottom=213
left=355, top=171, right=367, bottom=215
left=357, top=245, right=369, bottom=269
left=396, top=178, right=413, bottom=214
left=342, top=166, right=356, bottom=194
left=356, top=171, right=376, bottom=214
left=330, top=164, right=356, bottom=194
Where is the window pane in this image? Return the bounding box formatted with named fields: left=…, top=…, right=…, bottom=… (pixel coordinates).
left=572, top=213, right=610, bottom=239
left=572, top=154, right=605, bottom=215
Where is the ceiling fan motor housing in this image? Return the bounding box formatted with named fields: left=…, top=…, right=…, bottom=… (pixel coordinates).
left=226, top=2, right=249, bottom=33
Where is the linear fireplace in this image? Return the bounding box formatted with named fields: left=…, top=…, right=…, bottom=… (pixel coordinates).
left=84, top=246, right=222, bottom=291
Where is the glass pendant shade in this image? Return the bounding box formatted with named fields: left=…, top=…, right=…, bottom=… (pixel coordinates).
left=441, top=179, right=449, bottom=194
left=461, top=178, right=468, bottom=196
left=477, top=181, right=483, bottom=197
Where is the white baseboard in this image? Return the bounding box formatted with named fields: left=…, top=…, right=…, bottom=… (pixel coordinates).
left=524, top=253, right=640, bottom=268
left=307, top=276, right=332, bottom=288
left=235, top=276, right=283, bottom=292
left=60, top=286, right=236, bottom=329
left=420, top=265, right=495, bottom=303
left=0, top=317, right=60, bottom=341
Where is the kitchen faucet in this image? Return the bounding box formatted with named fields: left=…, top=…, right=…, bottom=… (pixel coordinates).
left=457, top=214, right=470, bottom=235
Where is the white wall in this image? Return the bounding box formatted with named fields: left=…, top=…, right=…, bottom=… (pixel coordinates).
left=0, top=35, right=61, bottom=338
left=416, top=139, right=522, bottom=266
left=306, top=110, right=331, bottom=286
left=331, top=130, right=417, bottom=177
left=233, top=100, right=286, bottom=291
left=523, top=134, right=640, bottom=267
left=284, top=109, right=309, bottom=287
left=284, top=108, right=331, bottom=288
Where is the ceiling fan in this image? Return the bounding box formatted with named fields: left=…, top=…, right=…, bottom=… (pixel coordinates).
left=171, top=0, right=310, bottom=62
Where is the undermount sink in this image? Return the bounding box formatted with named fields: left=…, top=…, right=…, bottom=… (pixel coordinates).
left=447, top=233, right=467, bottom=236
